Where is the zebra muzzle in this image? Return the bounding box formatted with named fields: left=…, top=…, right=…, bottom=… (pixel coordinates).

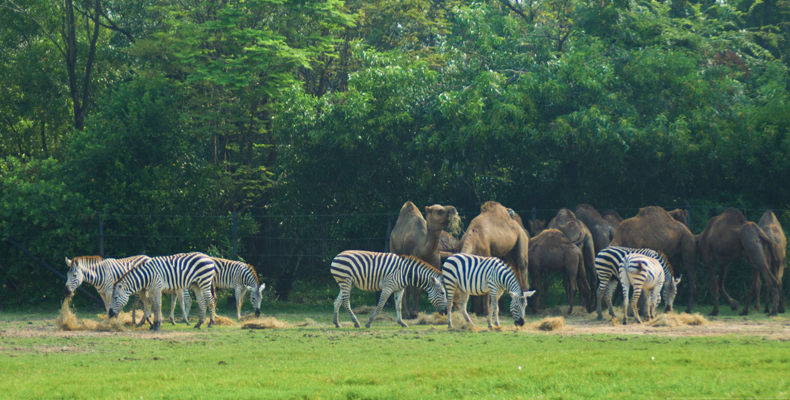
left=515, top=318, right=525, bottom=327
left=108, top=309, right=117, bottom=318
left=64, top=288, right=73, bottom=298
left=255, top=309, right=261, bottom=317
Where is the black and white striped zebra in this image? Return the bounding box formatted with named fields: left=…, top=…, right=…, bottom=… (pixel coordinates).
left=65, top=255, right=150, bottom=310
left=109, top=252, right=217, bottom=330
left=442, top=254, right=535, bottom=329
left=595, top=246, right=681, bottom=320
left=330, top=251, right=447, bottom=328
left=211, top=257, right=266, bottom=319
left=620, top=253, right=671, bottom=324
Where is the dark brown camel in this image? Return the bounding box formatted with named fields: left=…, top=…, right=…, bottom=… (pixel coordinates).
left=668, top=209, right=690, bottom=227
left=753, top=210, right=786, bottom=314
left=460, top=201, right=530, bottom=315
left=602, top=210, right=624, bottom=227
left=389, top=201, right=459, bottom=318
left=547, top=209, right=596, bottom=301
left=696, top=208, right=780, bottom=316
left=529, top=218, right=546, bottom=237
left=610, top=206, right=697, bottom=313
left=528, top=229, right=592, bottom=314
left=575, top=204, right=618, bottom=255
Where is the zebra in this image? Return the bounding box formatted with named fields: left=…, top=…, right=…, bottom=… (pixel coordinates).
left=65, top=255, right=153, bottom=315
left=211, top=257, right=266, bottom=319
left=595, top=246, right=681, bottom=321
left=620, top=253, right=668, bottom=324
left=330, top=250, right=448, bottom=328
left=442, top=254, right=535, bottom=329
left=109, top=252, right=217, bottom=330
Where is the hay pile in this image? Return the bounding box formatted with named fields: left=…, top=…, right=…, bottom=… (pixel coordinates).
left=56, top=299, right=127, bottom=332
left=241, top=316, right=292, bottom=330
left=540, top=306, right=590, bottom=317
left=408, top=312, right=448, bottom=326
left=212, top=315, right=237, bottom=326
left=532, top=316, right=565, bottom=331
left=647, top=312, right=708, bottom=327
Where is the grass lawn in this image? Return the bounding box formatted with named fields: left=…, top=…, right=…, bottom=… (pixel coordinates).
left=1, top=300, right=789, bottom=400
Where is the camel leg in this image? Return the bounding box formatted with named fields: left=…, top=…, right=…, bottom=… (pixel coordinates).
left=740, top=265, right=760, bottom=316
left=718, top=262, right=739, bottom=311
left=705, top=253, right=720, bottom=316
left=366, top=286, right=394, bottom=328
left=575, top=254, right=593, bottom=312
left=566, top=260, right=579, bottom=315
left=681, top=233, right=698, bottom=313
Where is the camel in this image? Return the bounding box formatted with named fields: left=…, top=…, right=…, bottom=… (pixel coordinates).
left=668, top=209, right=690, bottom=227
left=753, top=210, right=786, bottom=314
left=575, top=204, right=618, bottom=255
left=528, top=229, right=592, bottom=314
left=546, top=209, right=596, bottom=300
left=602, top=210, right=624, bottom=227
left=610, top=206, right=697, bottom=313
left=529, top=219, right=546, bottom=237
left=389, top=201, right=460, bottom=318
left=696, top=208, right=781, bottom=316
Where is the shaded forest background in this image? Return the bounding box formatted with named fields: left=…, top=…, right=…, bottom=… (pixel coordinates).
left=2, top=0, right=789, bottom=307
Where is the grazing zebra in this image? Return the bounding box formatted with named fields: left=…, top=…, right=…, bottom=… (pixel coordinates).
left=442, top=254, right=535, bottom=329
left=65, top=255, right=151, bottom=313
left=109, top=252, right=217, bottom=330
left=330, top=251, right=448, bottom=328
left=211, top=257, right=266, bottom=319
left=595, top=246, right=681, bottom=321
left=620, top=254, right=669, bottom=324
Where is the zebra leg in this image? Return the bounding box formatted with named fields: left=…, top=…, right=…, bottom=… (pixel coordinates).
left=488, top=293, right=497, bottom=328
left=151, top=289, right=163, bottom=331
left=446, top=287, right=456, bottom=329
left=343, top=290, right=361, bottom=328
left=631, top=286, right=643, bottom=324
left=180, top=288, right=191, bottom=325
left=596, top=277, right=608, bottom=320
left=459, top=292, right=473, bottom=325
left=605, top=279, right=618, bottom=319
left=333, top=287, right=346, bottom=328
left=206, top=286, right=216, bottom=328
left=621, top=284, right=631, bottom=325
left=235, top=286, right=246, bottom=320
left=169, top=291, right=178, bottom=325
left=394, top=289, right=408, bottom=328
left=193, top=287, right=206, bottom=329
left=367, top=287, right=394, bottom=328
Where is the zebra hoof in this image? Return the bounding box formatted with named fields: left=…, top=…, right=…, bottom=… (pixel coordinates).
left=365, top=323, right=372, bottom=328
left=596, top=314, right=603, bottom=321
left=398, top=322, right=408, bottom=328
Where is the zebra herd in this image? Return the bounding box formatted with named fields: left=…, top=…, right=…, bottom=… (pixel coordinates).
left=332, top=247, right=679, bottom=329
left=66, top=246, right=679, bottom=331
left=65, top=252, right=265, bottom=331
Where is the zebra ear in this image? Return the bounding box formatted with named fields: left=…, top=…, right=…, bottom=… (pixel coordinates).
left=259, top=283, right=266, bottom=293
left=431, top=277, right=441, bottom=285
left=675, top=275, right=682, bottom=285
left=524, top=290, right=536, bottom=297
left=65, top=257, right=72, bottom=267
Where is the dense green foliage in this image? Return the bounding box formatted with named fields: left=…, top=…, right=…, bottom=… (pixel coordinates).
left=1, top=0, right=789, bottom=306
left=1, top=308, right=789, bottom=399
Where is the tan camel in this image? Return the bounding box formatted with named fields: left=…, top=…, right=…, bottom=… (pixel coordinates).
left=668, top=209, right=690, bottom=227
left=610, top=206, right=697, bottom=313
left=575, top=204, right=618, bottom=255
left=602, top=210, right=624, bottom=227
left=696, top=208, right=781, bottom=316
left=460, top=201, right=530, bottom=290
left=753, top=210, right=786, bottom=314
left=528, top=229, right=592, bottom=314
left=389, top=201, right=460, bottom=318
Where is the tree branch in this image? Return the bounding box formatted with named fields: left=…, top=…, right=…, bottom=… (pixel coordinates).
left=2, top=0, right=67, bottom=58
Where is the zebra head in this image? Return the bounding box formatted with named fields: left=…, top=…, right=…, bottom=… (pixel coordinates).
left=108, top=280, right=133, bottom=318
left=64, top=257, right=83, bottom=297
left=664, top=275, right=682, bottom=312
left=248, top=283, right=266, bottom=317
left=426, top=276, right=448, bottom=315
left=510, top=290, right=536, bottom=326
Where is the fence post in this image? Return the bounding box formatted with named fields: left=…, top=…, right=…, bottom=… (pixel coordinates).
left=384, top=212, right=393, bottom=252
left=684, top=202, right=691, bottom=227
left=98, top=213, right=104, bottom=258
left=232, top=212, right=238, bottom=259
left=530, top=207, right=537, bottom=222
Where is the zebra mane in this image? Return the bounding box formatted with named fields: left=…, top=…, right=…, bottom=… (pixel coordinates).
left=654, top=250, right=674, bottom=275
left=399, top=255, right=441, bottom=275
left=73, top=255, right=104, bottom=263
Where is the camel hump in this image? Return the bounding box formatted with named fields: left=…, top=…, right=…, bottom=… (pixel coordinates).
left=759, top=210, right=778, bottom=225
left=722, top=207, right=748, bottom=223
left=556, top=208, right=577, bottom=219
left=399, top=201, right=420, bottom=215
left=575, top=204, right=604, bottom=219
left=480, top=201, right=504, bottom=213
left=636, top=206, right=670, bottom=218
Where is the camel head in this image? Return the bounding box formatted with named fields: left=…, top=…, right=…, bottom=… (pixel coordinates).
left=426, top=276, right=448, bottom=315
left=510, top=290, right=536, bottom=326
left=426, top=205, right=461, bottom=236
left=249, top=283, right=266, bottom=317
left=529, top=219, right=546, bottom=237
left=664, top=275, right=682, bottom=312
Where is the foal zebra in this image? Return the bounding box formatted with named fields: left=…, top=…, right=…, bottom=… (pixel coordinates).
left=65, top=255, right=150, bottom=313
left=212, top=257, right=266, bottom=319
left=109, top=252, right=217, bottom=330
left=620, top=254, right=669, bottom=324
left=330, top=251, right=447, bottom=328
left=595, top=246, right=681, bottom=321
left=442, top=254, right=535, bottom=329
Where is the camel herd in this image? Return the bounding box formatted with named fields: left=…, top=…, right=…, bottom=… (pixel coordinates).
left=390, top=201, right=787, bottom=318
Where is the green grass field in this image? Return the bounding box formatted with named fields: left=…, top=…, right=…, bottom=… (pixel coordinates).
left=1, top=300, right=789, bottom=400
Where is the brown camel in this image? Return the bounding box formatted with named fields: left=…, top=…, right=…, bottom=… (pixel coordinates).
left=575, top=204, right=618, bottom=255
left=753, top=210, right=786, bottom=314
left=460, top=201, right=530, bottom=315
left=696, top=208, right=781, bottom=316
left=528, top=229, right=592, bottom=314
left=389, top=201, right=460, bottom=318
left=610, top=206, right=697, bottom=313
left=546, top=209, right=596, bottom=300
left=529, top=219, right=546, bottom=237
left=668, top=209, right=690, bottom=227
left=602, top=210, right=624, bottom=227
